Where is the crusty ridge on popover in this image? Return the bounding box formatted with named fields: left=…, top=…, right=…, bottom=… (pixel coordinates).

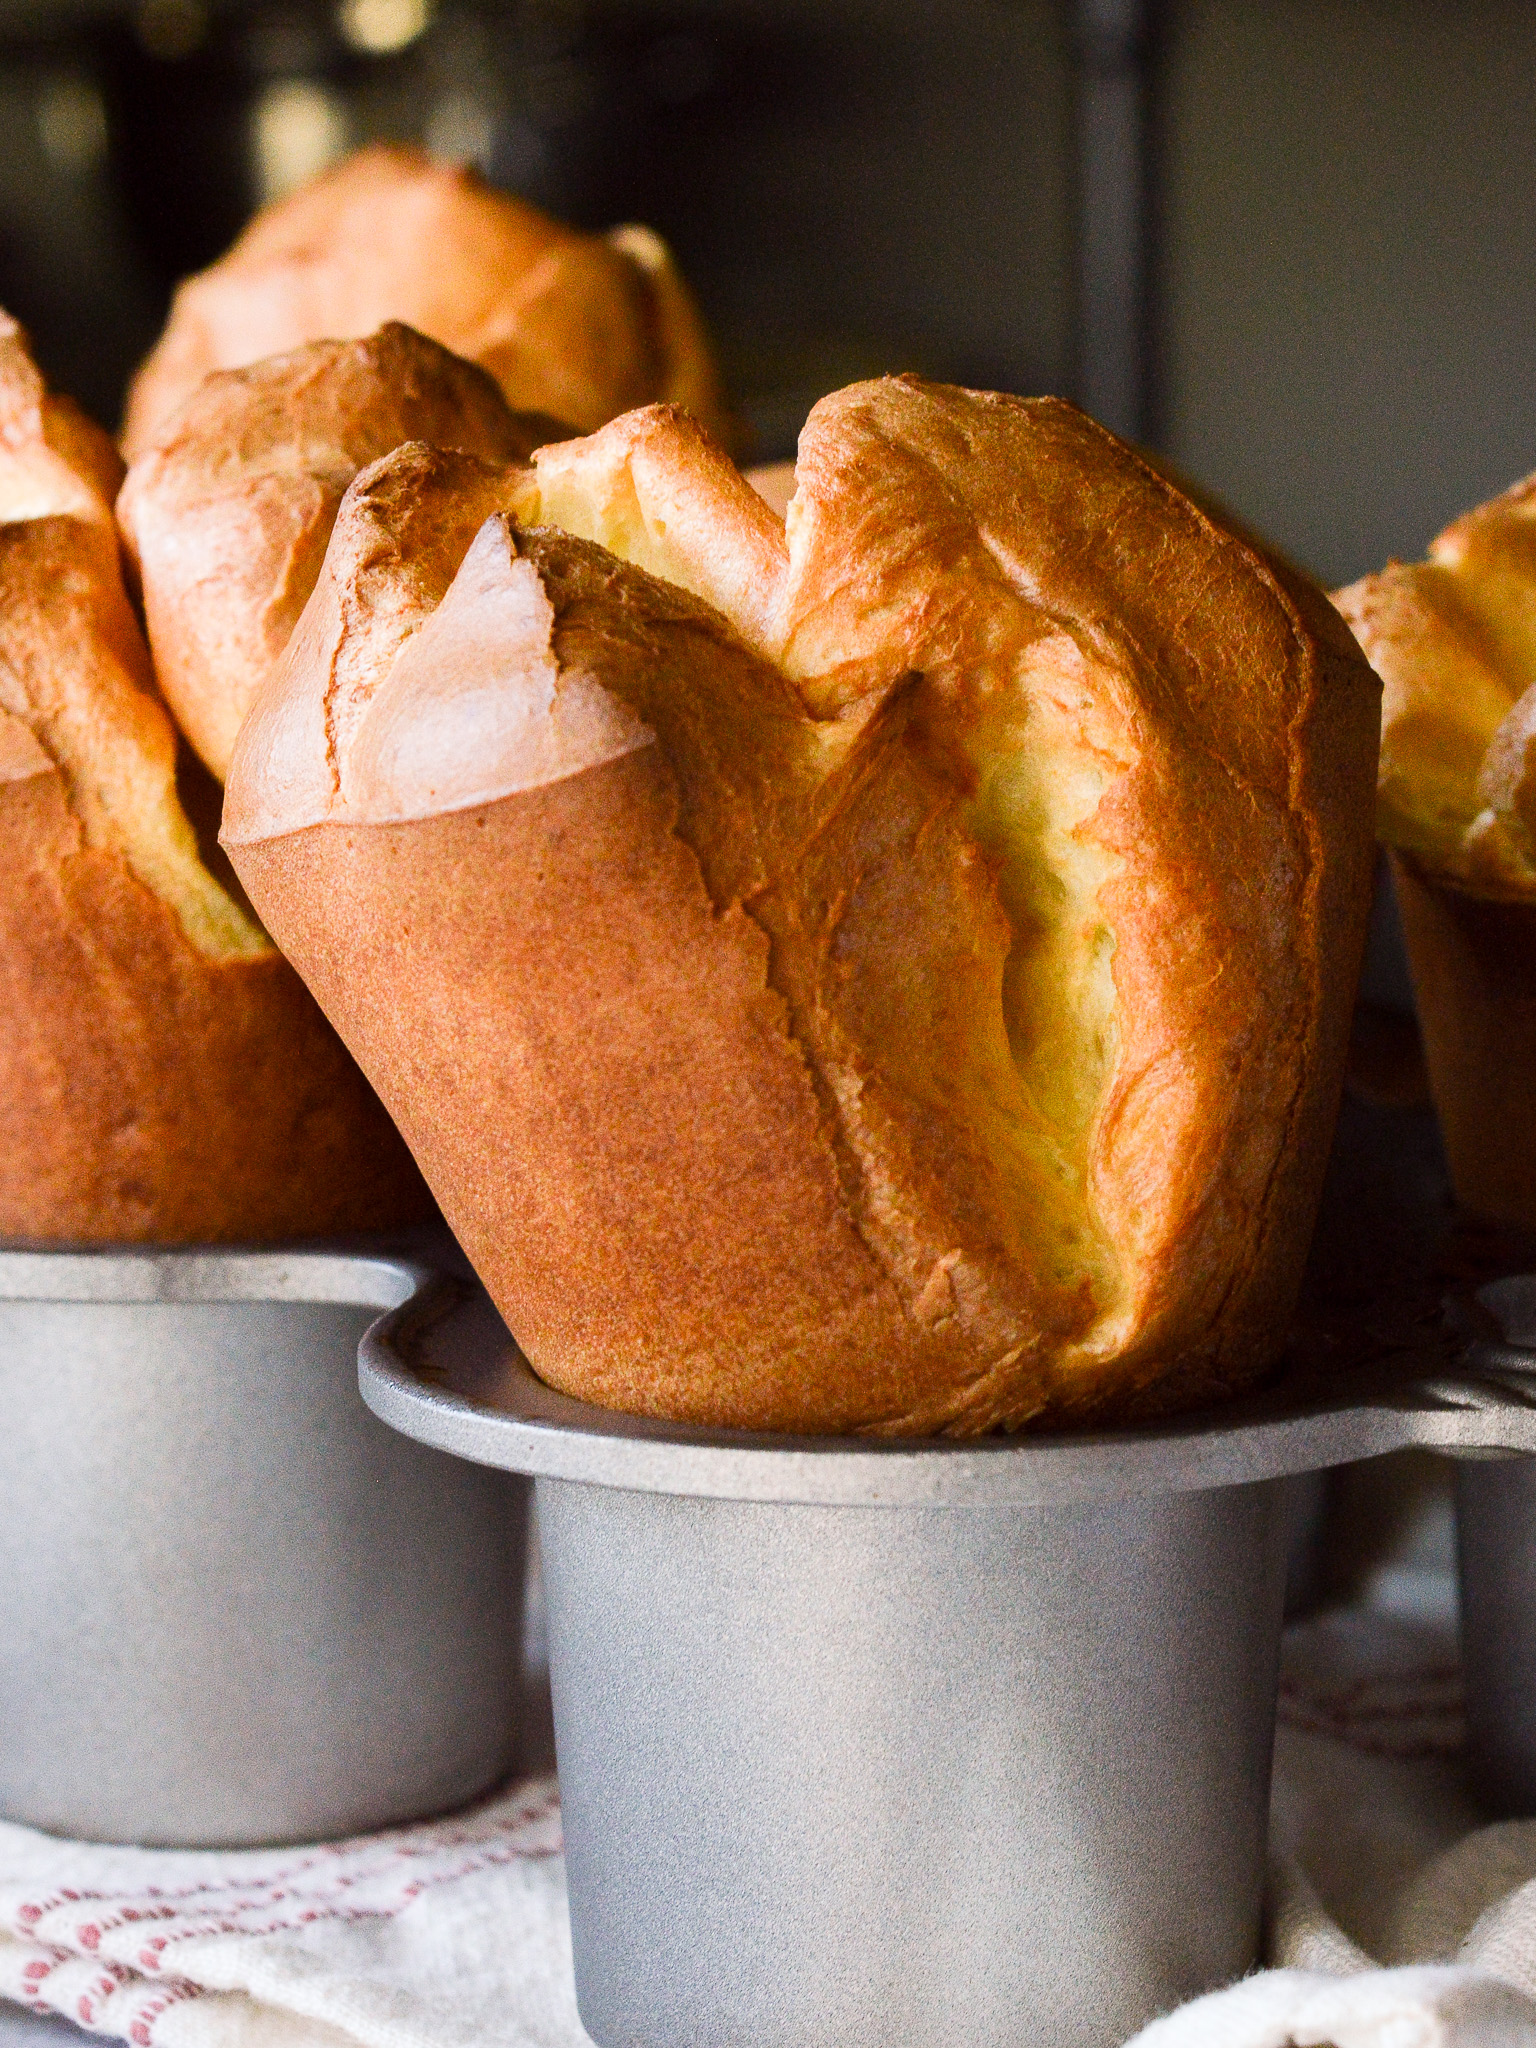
left=224, top=377, right=1381, bottom=1434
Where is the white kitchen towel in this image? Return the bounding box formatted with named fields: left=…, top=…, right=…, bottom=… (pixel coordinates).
left=11, top=1612, right=1536, bottom=2048
left=1128, top=1609, right=1536, bottom=2046
left=0, top=1778, right=584, bottom=2048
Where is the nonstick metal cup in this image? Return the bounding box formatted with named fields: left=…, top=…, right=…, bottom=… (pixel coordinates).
left=539, top=1474, right=1285, bottom=2048
left=0, top=1247, right=528, bottom=1848
left=1450, top=1274, right=1536, bottom=1815
left=362, top=1282, right=1536, bottom=2048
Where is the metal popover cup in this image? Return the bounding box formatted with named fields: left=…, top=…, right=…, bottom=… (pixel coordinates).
left=0, top=1247, right=529, bottom=1848
left=362, top=1281, right=1536, bottom=2048
left=1449, top=1273, right=1536, bottom=1816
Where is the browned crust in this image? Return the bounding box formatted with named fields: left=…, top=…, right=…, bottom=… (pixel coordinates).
left=1338, top=476, right=1536, bottom=1229
left=775, top=384, right=1382, bottom=1414
left=0, top=752, right=429, bottom=1243
left=122, top=144, right=729, bottom=456
left=234, top=780, right=968, bottom=1430
left=1392, top=852, right=1536, bottom=1229
left=225, top=379, right=1381, bottom=1433
left=0, top=310, right=123, bottom=518
left=1336, top=464, right=1536, bottom=897
left=0, top=320, right=431, bottom=1243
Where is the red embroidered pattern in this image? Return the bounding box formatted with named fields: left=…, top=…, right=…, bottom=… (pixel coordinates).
left=0, top=1777, right=562, bottom=2044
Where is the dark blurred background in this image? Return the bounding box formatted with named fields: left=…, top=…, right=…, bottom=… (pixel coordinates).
left=0, top=0, right=1533, bottom=590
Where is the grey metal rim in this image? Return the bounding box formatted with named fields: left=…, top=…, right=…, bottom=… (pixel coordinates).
left=0, top=1245, right=527, bottom=1847
left=0, top=1245, right=435, bottom=1311
left=359, top=1276, right=1536, bottom=1508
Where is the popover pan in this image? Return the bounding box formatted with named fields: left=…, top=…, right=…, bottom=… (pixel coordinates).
left=0, top=1247, right=527, bottom=1848
left=362, top=1277, right=1534, bottom=2048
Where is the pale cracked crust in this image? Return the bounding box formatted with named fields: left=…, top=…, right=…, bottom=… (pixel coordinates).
left=119, top=322, right=556, bottom=782
left=122, top=144, right=729, bottom=458
left=225, top=379, right=1381, bottom=1433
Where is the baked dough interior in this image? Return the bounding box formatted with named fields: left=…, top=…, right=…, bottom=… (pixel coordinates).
left=512, top=409, right=1128, bottom=1325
